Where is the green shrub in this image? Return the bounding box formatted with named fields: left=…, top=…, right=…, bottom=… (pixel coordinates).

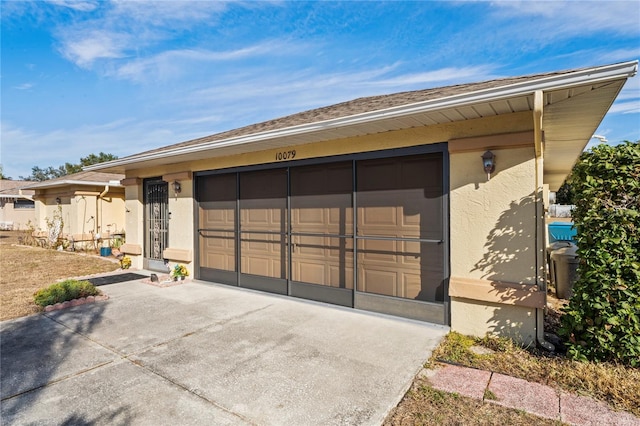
left=559, top=141, right=640, bottom=366
left=34, top=279, right=100, bottom=307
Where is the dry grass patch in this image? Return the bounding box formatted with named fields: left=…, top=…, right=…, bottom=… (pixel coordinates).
left=0, top=231, right=119, bottom=321
left=432, top=332, right=640, bottom=416
left=385, top=376, right=564, bottom=425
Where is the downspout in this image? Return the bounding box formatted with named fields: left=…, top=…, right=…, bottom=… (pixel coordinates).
left=97, top=185, right=109, bottom=240
left=534, top=90, right=554, bottom=351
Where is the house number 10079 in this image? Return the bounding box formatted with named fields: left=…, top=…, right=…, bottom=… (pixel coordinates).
left=275, top=150, right=296, bottom=161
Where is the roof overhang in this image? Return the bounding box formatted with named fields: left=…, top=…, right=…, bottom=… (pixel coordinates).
left=25, top=179, right=123, bottom=190
left=87, top=61, right=637, bottom=190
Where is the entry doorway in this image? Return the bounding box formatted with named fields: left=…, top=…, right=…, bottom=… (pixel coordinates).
left=144, top=178, right=169, bottom=271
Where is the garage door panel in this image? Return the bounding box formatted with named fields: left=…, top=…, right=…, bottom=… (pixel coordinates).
left=359, top=268, right=397, bottom=297
left=197, top=174, right=238, bottom=273
left=329, top=264, right=354, bottom=289
left=295, top=262, right=326, bottom=284
left=327, top=237, right=353, bottom=259
left=240, top=169, right=287, bottom=279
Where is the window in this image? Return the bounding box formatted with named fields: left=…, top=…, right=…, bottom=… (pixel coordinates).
left=14, top=199, right=35, bottom=209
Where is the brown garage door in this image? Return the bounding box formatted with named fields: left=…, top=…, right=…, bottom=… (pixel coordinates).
left=196, top=145, right=448, bottom=324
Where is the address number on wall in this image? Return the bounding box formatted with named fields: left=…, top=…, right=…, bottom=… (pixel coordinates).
left=275, top=150, right=296, bottom=161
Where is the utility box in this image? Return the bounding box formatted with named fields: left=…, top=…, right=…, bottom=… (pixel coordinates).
left=548, top=222, right=577, bottom=243
left=551, top=245, right=579, bottom=299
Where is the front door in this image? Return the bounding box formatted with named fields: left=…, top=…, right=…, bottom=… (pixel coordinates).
left=144, top=178, right=169, bottom=271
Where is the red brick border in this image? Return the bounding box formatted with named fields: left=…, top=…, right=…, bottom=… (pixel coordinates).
left=43, top=295, right=109, bottom=312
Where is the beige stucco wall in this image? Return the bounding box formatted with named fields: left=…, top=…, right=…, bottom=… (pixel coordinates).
left=165, top=174, right=195, bottom=272
left=450, top=146, right=537, bottom=284
left=450, top=298, right=537, bottom=346
left=0, top=199, right=35, bottom=230
left=122, top=182, right=145, bottom=268
left=448, top=142, right=544, bottom=344
left=33, top=186, right=125, bottom=249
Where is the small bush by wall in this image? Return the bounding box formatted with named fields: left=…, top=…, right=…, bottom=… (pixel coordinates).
left=559, top=141, right=640, bottom=366
left=34, top=279, right=100, bottom=307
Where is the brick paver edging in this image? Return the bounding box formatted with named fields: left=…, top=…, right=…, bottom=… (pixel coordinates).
left=423, top=364, right=640, bottom=426
left=43, top=295, right=109, bottom=312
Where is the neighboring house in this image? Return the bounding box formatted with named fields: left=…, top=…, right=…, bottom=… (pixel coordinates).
left=0, top=180, right=36, bottom=230
left=24, top=171, right=126, bottom=248
left=87, top=61, right=638, bottom=346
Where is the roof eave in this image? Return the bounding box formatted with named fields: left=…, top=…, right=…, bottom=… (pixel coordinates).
left=86, top=60, right=638, bottom=173
left=25, top=180, right=124, bottom=190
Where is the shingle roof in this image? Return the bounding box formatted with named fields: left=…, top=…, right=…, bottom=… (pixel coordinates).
left=24, top=171, right=125, bottom=189
left=128, top=68, right=574, bottom=158
left=0, top=180, right=36, bottom=197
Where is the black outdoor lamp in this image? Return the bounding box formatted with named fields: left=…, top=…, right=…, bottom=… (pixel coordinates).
left=481, top=150, right=496, bottom=180
left=172, top=180, right=181, bottom=194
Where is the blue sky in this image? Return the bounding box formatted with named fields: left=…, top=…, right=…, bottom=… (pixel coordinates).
left=1, top=1, right=639, bottom=179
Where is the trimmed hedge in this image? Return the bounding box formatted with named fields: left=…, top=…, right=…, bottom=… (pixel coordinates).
left=559, top=141, right=640, bottom=366
left=34, top=279, right=101, bottom=307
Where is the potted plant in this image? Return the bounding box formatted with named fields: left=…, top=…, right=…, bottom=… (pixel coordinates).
left=170, top=264, right=189, bottom=281
left=120, top=256, right=132, bottom=270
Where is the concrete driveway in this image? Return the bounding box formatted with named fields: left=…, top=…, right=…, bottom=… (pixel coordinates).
left=1, top=277, right=447, bottom=425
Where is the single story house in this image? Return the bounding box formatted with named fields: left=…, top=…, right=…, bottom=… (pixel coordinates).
left=25, top=171, right=126, bottom=249
left=0, top=180, right=36, bottom=230
left=87, top=61, right=638, bottom=346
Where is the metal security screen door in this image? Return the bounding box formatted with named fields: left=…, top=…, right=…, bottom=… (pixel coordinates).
left=144, top=178, right=169, bottom=271
left=196, top=144, right=449, bottom=324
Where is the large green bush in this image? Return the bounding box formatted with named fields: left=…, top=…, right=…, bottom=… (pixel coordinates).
left=34, top=279, right=100, bottom=307
left=559, top=141, right=640, bottom=366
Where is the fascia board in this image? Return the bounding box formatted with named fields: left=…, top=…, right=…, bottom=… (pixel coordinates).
left=25, top=180, right=123, bottom=190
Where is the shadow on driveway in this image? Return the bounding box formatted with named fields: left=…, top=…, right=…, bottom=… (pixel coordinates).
left=1, top=280, right=448, bottom=425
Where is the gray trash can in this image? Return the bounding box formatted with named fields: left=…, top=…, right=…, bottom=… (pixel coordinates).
left=551, top=245, right=579, bottom=299
left=546, top=241, right=574, bottom=287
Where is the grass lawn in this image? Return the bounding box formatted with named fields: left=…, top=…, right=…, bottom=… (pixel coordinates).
left=0, top=230, right=120, bottom=321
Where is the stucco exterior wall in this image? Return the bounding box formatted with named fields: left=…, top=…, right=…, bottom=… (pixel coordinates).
left=164, top=173, right=195, bottom=273
left=450, top=146, right=537, bottom=284
left=121, top=181, right=144, bottom=268
left=450, top=298, right=537, bottom=346
left=0, top=199, right=35, bottom=230
left=32, top=186, right=125, bottom=249
left=449, top=143, right=542, bottom=344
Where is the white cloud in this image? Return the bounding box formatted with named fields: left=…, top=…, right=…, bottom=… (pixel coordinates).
left=609, top=101, right=640, bottom=114
left=111, top=42, right=292, bottom=82
left=493, top=1, right=640, bottom=37
left=47, top=0, right=99, bottom=12
left=53, top=1, right=231, bottom=70
left=60, top=31, right=127, bottom=67
left=14, top=83, right=34, bottom=90
left=364, top=66, right=498, bottom=88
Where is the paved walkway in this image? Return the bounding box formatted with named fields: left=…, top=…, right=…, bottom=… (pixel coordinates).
left=423, top=363, right=640, bottom=426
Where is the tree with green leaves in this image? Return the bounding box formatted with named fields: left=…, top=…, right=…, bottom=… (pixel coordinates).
left=559, top=141, right=640, bottom=366
left=0, top=165, right=10, bottom=180
left=19, top=152, right=118, bottom=181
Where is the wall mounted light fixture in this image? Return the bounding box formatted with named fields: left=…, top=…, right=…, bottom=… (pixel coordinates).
left=172, top=180, right=181, bottom=194
left=481, top=150, right=496, bottom=180
left=55, top=197, right=61, bottom=204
